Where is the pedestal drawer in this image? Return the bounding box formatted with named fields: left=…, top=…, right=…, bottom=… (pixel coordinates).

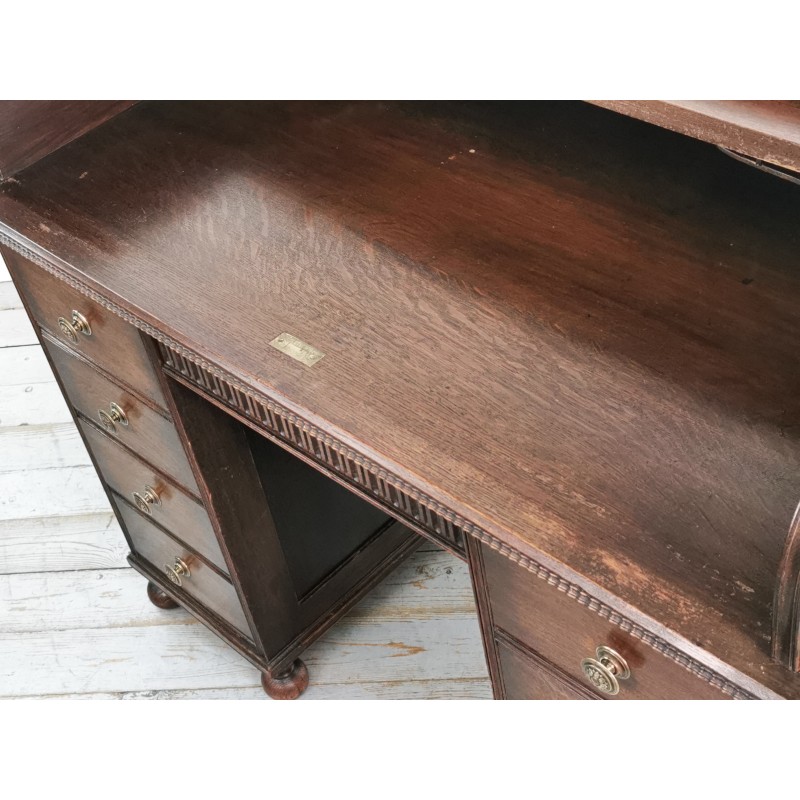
left=4, top=248, right=166, bottom=410
left=79, top=418, right=228, bottom=574
left=115, top=498, right=251, bottom=639
left=497, top=634, right=598, bottom=700
left=480, top=544, right=728, bottom=700
left=44, top=333, right=199, bottom=494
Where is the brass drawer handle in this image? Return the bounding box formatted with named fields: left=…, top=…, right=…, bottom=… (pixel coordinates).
left=98, top=402, right=129, bottom=433
left=164, top=557, right=191, bottom=587
left=132, top=485, right=161, bottom=515
left=57, top=310, right=92, bottom=344
left=581, top=646, right=631, bottom=696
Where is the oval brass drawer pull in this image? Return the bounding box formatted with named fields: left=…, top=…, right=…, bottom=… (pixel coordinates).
left=132, top=485, right=161, bottom=515
left=98, top=402, right=129, bottom=433
left=57, top=310, right=92, bottom=344
left=581, top=646, right=630, bottom=695
left=164, top=557, right=191, bottom=587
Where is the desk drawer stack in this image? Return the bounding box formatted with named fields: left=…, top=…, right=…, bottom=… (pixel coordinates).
left=3, top=243, right=419, bottom=698
left=4, top=248, right=251, bottom=638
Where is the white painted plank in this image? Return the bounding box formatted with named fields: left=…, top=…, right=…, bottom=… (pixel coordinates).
left=0, top=513, right=126, bottom=574
left=0, top=281, right=22, bottom=311
left=12, top=678, right=492, bottom=700
left=0, top=307, right=36, bottom=347
left=0, top=465, right=110, bottom=520
left=0, top=616, right=488, bottom=696
left=1, top=551, right=474, bottom=634
left=0, top=255, right=10, bottom=282
left=0, top=423, right=90, bottom=473
left=0, top=344, right=54, bottom=386
left=0, top=382, right=71, bottom=428
left=0, top=547, right=490, bottom=698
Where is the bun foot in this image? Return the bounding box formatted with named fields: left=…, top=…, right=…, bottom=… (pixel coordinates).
left=147, top=581, right=179, bottom=610
left=261, top=659, right=309, bottom=700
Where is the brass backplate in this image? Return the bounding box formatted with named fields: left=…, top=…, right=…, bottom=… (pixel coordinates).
left=269, top=333, right=325, bottom=367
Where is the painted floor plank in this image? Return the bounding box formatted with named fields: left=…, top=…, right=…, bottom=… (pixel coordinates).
left=0, top=513, right=126, bottom=575
left=0, top=423, right=91, bottom=473
left=0, top=611, right=488, bottom=696
left=0, top=307, right=36, bottom=347
left=0, top=281, right=21, bottom=310
left=0, top=464, right=110, bottom=520
left=1, top=550, right=476, bottom=634
left=13, top=678, right=492, bottom=700
left=0, top=382, right=72, bottom=428
left=0, top=344, right=55, bottom=386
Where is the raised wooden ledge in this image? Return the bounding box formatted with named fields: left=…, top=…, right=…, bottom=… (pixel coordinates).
left=588, top=100, right=800, bottom=173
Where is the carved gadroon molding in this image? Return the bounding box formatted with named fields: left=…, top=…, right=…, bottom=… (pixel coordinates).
left=0, top=232, right=757, bottom=699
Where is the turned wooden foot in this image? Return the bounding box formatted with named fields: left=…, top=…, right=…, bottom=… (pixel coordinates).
left=261, top=659, right=309, bottom=700
left=147, top=580, right=179, bottom=609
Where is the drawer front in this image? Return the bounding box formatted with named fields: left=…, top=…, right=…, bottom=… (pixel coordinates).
left=43, top=333, right=199, bottom=495
left=79, top=419, right=227, bottom=574
left=481, top=544, right=728, bottom=700
left=497, top=635, right=598, bottom=700
left=115, top=498, right=250, bottom=638
left=5, top=249, right=166, bottom=410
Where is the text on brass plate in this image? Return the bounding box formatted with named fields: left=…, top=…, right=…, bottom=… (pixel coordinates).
left=269, top=333, right=325, bottom=367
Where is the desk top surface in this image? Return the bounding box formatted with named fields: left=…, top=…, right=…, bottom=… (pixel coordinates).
left=2, top=100, right=799, bottom=697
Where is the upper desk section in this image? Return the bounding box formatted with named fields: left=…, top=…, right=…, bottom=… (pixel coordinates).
left=0, top=101, right=799, bottom=697
left=590, top=100, right=800, bottom=173
left=0, top=101, right=136, bottom=181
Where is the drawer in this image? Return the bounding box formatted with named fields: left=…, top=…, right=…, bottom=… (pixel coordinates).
left=5, top=249, right=166, bottom=409
left=496, top=634, right=597, bottom=700
left=480, top=543, right=728, bottom=700
left=115, top=497, right=251, bottom=639
left=79, top=418, right=228, bottom=574
left=43, top=332, right=199, bottom=495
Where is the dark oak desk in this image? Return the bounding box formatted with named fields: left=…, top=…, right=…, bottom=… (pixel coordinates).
left=3, top=100, right=800, bottom=699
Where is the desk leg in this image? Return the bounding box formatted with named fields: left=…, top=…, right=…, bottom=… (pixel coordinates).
left=261, top=660, right=310, bottom=700
left=146, top=581, right=179, bottom=610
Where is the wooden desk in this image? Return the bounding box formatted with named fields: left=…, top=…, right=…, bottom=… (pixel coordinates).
left=3, top=100, right=800, bottom=699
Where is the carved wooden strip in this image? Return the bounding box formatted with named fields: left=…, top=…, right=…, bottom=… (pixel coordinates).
left=0, top=232, right=755, bottom=700
left=158, top=341, right=467, bottom=555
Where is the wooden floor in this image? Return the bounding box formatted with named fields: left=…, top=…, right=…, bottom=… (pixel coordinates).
left=0, top=257, right=491, bottom=699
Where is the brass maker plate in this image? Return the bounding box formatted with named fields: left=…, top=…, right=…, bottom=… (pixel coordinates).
left=269, top=332, right=325, bottom=367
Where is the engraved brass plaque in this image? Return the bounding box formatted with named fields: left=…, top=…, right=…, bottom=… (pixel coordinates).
left=269, top=333, right=325, bottom=367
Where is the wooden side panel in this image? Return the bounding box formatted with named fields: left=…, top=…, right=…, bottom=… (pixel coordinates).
left=0, top=101, right=135, bottom=181
left=162, top=376, right=420, bottom=671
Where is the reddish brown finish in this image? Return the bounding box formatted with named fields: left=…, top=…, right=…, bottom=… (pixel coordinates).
left=2, top=101, right=800, bottom=699
left=147, top=580, right=179, bottom=610
left=79, top=419, right=227, bottom=573
left=3, top=247, right=167, bottom=409
left=116, top=497, right=252, bottom=638
left=163, top=376, right=420, bottom=670
left=479, top=543, right=730, bottom=700
left=496, top=635, right=598, bottom=700
left=261, top=660, right=310, bottom=700
left=0, top=101, right=135, bottom=181
left=588, top=100, right=800, bottom=172
left=42, top=333, right=200, bottom=495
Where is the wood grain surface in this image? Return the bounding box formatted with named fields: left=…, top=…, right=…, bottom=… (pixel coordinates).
left=0, top=101, right=135, bottom=181
left=0, top=101, right=798, bottom=697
